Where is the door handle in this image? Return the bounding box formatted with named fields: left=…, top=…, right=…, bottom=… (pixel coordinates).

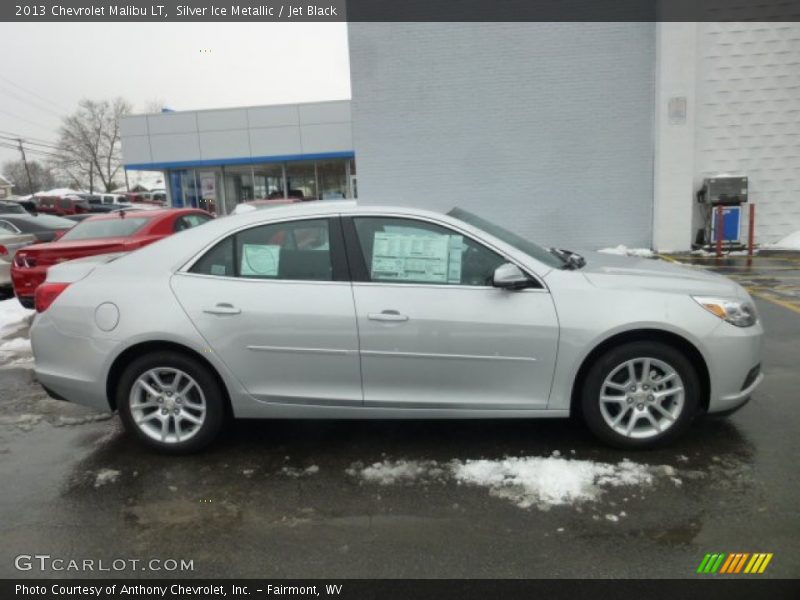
left=368, top=310, right=409, bottom=322
left=203, top=303, right=241, bottom=316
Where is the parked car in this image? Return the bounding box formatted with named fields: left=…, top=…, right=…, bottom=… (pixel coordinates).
left=11, top=208, right=212, bottom=307
left=0, top=200, right=28, bottom=215
left=36, top=195, right=90, bottom=216
left=0, top=214, right=75, bottom=243
left=80, top=194, right=132, bottom=213
left=0, top=232, right=35, bottom=299
left=29, top=202, right=764, bottom=453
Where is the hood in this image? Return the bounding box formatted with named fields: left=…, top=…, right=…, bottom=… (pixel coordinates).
left=578, top=251, right=746, bottom=298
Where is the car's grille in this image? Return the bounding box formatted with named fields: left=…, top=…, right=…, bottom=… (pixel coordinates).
left=741, top=364, right=761, bottom=391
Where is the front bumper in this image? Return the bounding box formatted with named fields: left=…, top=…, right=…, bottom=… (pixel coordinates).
left=704, top=319, right=765, bottom=414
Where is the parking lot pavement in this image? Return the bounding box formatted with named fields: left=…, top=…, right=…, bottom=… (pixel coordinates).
left=1, top=260, right=799, bottom=579
left=660, top=252, right=800, bottom=315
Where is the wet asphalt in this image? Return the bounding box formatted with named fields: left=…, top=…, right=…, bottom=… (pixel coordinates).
left=0, top=255, right=798, bottom=579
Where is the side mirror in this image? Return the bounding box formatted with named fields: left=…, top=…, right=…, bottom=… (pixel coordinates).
left=492, top=263, right=530, bottom=290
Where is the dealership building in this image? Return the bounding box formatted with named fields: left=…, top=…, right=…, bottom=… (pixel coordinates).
left=121, top=22, right=800, bottom=251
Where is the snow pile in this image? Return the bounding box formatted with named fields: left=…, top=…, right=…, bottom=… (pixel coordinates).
left=598, top=245, right=655, bottom=258
left=351, top=460, right=445, bottom=485
left=94, top=468, right=121, bottom=488
left=348, top=456, right=661, bottom=510
left=453, top=457, right=653, bottom=509
left=281, top=465, right=320, bottom=478
left=0, top=299, right=33, bottom=338
left=766, top=230, right=800, bottom=251
left=0, top=337, right=33, bottom=367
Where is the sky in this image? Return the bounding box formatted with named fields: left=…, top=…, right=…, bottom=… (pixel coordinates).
left=0, top=22, right=351, bottom=171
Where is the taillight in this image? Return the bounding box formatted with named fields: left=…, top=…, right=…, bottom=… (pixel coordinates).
left=0, top=245, right=7, bottom=256
left=14, top=252, right=36, bottom=268
left=34, top=282, right=70, bottom=313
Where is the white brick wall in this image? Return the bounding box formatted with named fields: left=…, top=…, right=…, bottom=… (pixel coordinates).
left=695, top=22, right=800, bottom=244
left=349, top=23, right=656, bottom=250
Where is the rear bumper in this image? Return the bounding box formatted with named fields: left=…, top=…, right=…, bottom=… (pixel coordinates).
left=31, top=312, right=117, bottom=412
left=10, top=265, right=46, bottom=299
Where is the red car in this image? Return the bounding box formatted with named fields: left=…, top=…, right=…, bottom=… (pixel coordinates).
left=11, top=208, right=212, bottom=308
left=36, top=196, right=91, bottom=216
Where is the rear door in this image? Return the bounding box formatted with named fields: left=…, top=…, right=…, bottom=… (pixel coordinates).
left=171, top=216, right=362, bottom=407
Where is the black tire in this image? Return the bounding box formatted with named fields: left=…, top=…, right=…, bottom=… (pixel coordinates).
left=580, top=341, right=700, bottom=449
left=117, top=351, right=226, bottom=453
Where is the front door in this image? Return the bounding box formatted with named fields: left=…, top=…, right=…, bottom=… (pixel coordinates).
left=171, top=217, right=362, bottom=406
left=346, top=216, right=559, bottom=409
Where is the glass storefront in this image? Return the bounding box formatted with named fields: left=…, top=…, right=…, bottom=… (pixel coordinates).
left=168, top=157, right=354, bottom=215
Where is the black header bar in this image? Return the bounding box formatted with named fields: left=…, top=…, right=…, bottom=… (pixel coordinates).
left=3, top=0, right=800, bottom=22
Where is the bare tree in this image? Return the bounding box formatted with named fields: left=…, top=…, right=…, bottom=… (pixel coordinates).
left=54, top=98, right=132, bottom=192
left=1, top=159, right=58, bottom=195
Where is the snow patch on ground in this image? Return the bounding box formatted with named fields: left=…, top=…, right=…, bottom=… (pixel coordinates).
left=0, top=299, right=34, bottom=339
left=53, top=413, right=114, bottom=427
left=281, top=465, right=320, bottom=478
left=94, top=469, right=121, bottom=488
left=765, top=230, right=800, bottom=251
left=348, top=456, right=668, bottom=510
left=597, top=245, right=655, bottom=258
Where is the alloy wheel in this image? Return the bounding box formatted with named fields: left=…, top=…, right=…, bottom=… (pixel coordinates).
left=598, top=357, right=685, bottom=439
left=129, top=367, right=207, bottom=444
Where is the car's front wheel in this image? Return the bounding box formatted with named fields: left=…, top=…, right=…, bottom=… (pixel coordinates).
left=117, top=352, right=225, bottom=453
left=581, top=341, right=700, bottom=449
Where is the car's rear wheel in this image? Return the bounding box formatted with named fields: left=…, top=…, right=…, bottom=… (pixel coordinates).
left=580, top=341, right=700, bottom=449
left=117, top=352, right=225, bottom=453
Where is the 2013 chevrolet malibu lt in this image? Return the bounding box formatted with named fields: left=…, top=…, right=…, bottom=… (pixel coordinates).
left=29, top=202, right=764, bottom=452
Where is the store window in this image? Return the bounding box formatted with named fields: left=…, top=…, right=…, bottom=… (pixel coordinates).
left=169, top=169, right=200, bottom=208
left=224, top=167, right=254, bottom=212
left=253, top=164, right=284, bottom=199
left=285, top=161, right=317, bottom=200
left=317, top=160, right=348, bottom=199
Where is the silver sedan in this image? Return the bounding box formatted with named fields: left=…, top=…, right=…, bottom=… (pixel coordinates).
left=29, top=202, right=764, bottom=452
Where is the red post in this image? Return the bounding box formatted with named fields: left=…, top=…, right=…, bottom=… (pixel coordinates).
left=715, top=205, right=724, bottom=257
left=748, top=203, right=756, bottom=256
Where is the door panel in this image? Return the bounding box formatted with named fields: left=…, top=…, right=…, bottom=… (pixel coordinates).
left=352, top=284, right=559, bottom=408
left=172, top=274, right=362, bottom=405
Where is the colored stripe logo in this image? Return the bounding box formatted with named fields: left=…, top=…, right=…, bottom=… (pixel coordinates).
left=697, top=552, right=773, bottom=574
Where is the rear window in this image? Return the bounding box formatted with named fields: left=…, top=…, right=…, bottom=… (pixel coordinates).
left=60, top=217, right=149, bottom=241
left=19, top=215, right=75, bottom=230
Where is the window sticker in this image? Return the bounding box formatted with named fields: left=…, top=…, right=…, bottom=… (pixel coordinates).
left=371, top=232, right=463, bottom=283
left=241, top=244, right=281, bottom=277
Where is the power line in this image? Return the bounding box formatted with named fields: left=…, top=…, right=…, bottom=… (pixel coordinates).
left=0, top=133, right=61, bottom=151
left=0, top=74, right=71, bottom=113
left=0, top=129, right=58, bottom=146
left=0, top=86, right=64, bottom=118
left=0, top=107, right=59, bottom=134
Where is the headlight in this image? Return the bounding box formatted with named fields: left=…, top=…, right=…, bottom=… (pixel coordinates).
left=692, top=296, right=757, bottom=327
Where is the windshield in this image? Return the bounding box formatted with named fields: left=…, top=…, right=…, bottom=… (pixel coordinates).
left=60, top=217, right=149, bottom=241
left=447, top=207, right=566, bottom=269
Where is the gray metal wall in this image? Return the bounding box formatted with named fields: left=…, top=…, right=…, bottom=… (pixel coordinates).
left=120, top=100, right=353, bottom=169
left=349, top=23, right=656, bottom=249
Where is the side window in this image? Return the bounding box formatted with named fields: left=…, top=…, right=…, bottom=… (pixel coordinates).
left=174, top=214, right=212, bottom=232
left=190, top=218, right=333, bottom=282
left=352, top=217, right=506, bottom=286
left=58, top=199, right=71, bottom=209
left=0, top=220, right=18, bottom=233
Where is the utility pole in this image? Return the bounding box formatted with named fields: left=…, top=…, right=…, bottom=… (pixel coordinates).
left=16, top=139, right=34, bottom=195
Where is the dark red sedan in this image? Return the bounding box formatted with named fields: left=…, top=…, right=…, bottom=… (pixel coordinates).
left=11, top=208, right=212, bottom=307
